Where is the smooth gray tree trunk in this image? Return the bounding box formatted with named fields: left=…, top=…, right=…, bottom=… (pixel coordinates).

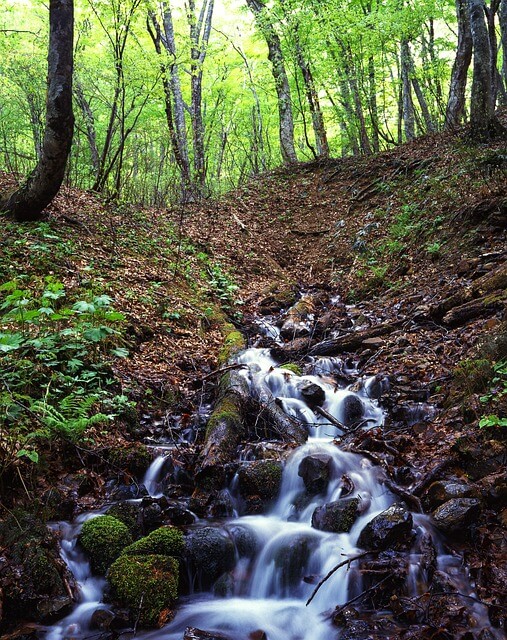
left=401, top=40, right=415, bottom=140
left=0, top=0, right=74, bottom=222
left=246, top=0, right=297, bottom=163
left=501, top=0, right=507, bottom=89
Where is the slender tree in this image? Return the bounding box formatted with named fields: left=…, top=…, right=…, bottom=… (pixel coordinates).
left=0, top=0, right=74, bottom=222
left=246, top=0, right=297, bottom=163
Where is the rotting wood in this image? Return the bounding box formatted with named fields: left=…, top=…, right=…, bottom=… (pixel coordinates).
left=382, top=477, right=423, bottom=513
left=442, top=291, right=505, bottom=327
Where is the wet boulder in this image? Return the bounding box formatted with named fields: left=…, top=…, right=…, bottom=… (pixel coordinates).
left=108, top=554, right=178, bottom=626
left=422, top=481, right=479, bottom=511
left=105, top=502, right=143, bottom=538
left=184, top=527, right=235, bottom=590
left=273, top=535, right=314, bottom=589
left=298, top=454, right=332, bottom=494
left=431, top=498, right=482, bottom=535
left=227, top=525, right=259, bottom=559
left=142, top=502, right=164, bottom=532
left=79, top=515, right=133, bottom=574
left=357, top=504, right=414, bottom=551
left=342, top=394, right=364, bottom=427
left=297, top=381, right=326, bottom=408
left=237, top=460, right=283, bottom=501
left=90, top=608, right=115, bottom=630
left=311, top=497, right=361, bottom=533
left=166, top=505, right=196, bottom=525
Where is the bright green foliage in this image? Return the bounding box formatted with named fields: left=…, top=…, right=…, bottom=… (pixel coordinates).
left=280, top=363, right=303, bottom=376
left=79, top=515, right=133, bottom=574
left=122, top=526, right=184, bottom=558
left=479, top=359, right=507, bottom=429
left=0, top=272, right=130, bottom=473
left=108, top=554, right=179, bottom=626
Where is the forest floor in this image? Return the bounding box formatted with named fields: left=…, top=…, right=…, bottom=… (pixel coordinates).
left=0, top=126, right=506, bottom=637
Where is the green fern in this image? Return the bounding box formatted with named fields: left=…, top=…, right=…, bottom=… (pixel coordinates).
left=30, top=394, right=110, bottom=441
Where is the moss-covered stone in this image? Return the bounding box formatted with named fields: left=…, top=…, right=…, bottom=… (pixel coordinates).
left=108, top=554, right=179, bottom=627
left=106, top=502, right=143, bottom=539
left=280, top=363, right=303, bottom=376
left=108, top=443, right=152, bottom=476
left=122, top=526, right=184, bottom=557
left=79, top=515, right=133, bottom=574
left=237, top=460, right=283, bottom=500
left=218, top=327, right=245, bottom=364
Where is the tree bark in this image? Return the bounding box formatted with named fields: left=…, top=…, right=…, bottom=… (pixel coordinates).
left=401, top=40, right=415, bottom=141
left=246, top=0, right=297, bottom=163
left=446, top=0, right=473, bottom=128
left=501, top=0, right=507, bottom=90
left=468, top=0, right=506, bottom=139
left=0, top=0, right=74, bottom=222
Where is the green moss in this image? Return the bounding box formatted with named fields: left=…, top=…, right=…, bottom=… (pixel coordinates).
left=108, top=444, right=152, bottom=476
left=122, top=526, right=184, bottom=557
left=106, top=503, right=143, bottom=539
left=218, top=327, right=245, bottom=364
left=79, top=515, right=133, bottom=574
left=205, top=397, right=241, bottom=441
left=238, top=460, right=283, bottom=499
left=108, top=554, right=179, bottom=627
left=280, top=363, right=302, bottom=376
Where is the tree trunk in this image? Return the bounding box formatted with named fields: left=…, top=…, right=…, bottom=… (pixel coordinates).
left=246, top=0, right=297, bottom=163
left=74, top=78, right=99, bottom=174
left=468, top=0, right=506, bottom=139
left=501, top=0, right=507, bottom=90
left=446, top=0, right=473, bottom=128
left=0, top=0, right=74, bottom=222
left=401, top=40, right=415, bottom=141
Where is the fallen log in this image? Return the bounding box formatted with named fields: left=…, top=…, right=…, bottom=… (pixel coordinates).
left=195, top=368, right=250, bottom=489
left=307, top=322, right=401, bottom=357
left=442, top=290, right=505, bottom=327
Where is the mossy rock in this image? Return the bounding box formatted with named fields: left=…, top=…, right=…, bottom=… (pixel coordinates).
left=205, top=396, right=242, bottom=442
left=79, top=515, right=133, bottom=574
left=108, top=443, right=152, bottom=476
left=108, top=554, right=178, bottom=627
left=280, top=363, right=303, bottom=376
left=237, top=460, right=283, bottom=500
left=106, top=502, right=143, bottom=539
left=122, top=526, right=184, bottom=558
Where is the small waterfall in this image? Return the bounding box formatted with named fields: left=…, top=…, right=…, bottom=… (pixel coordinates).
left=143, top=453, right=171, bottom=497
left=45, top=513, right=108, bottom=640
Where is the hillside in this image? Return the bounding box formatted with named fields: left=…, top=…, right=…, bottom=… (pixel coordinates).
left=0, top=128, right=506, bottom=637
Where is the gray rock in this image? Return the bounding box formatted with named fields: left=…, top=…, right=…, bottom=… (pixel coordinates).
left=423, top=481, right=479, bottom=511
left=311, top=497, right=361, bottom=533
left=342, top=394, right=364, bottom=426
left=298, top=454, right=332, bottom=494
left=297, top=381, right=326, bottom=407
left=357, top=504, right=414, bottom=551
left=184, top=628, right=231, bottom=640
left=36, top=595, right=73, bottom=619
left=184, top=527, right=235, bottom=588
left=237, top=460, right=283, bottom=500
left=273, top=534, right=314, bottom=588
left=431, top=498, right=482, bottom=534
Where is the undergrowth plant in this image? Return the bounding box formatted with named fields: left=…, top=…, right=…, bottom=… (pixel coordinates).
left=0, top=277, right=131, bottom=476
left=479, top=359, right=507, bottom=429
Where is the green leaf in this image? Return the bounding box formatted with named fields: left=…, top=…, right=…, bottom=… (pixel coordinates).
left=93, top=294, right=113, bottom=307
left=0, top=332, right=24, bottom=352
left=83, top=326, right=114, bottom=342
left=73, top=301, right=96, bottom=313
left=16, top=449, right=39, bottom=463
left=111, top=347, right=129, bottom=357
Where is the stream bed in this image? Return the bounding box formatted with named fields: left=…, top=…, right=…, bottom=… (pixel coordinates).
left=39, top=299, right=500, bottom=640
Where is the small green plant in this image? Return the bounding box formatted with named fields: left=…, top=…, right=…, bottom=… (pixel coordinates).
left=207, top=263, right=242, bottom=314
left=479, top=359, right=507, bottom=429
left=426, top=241, right=442, bottom=255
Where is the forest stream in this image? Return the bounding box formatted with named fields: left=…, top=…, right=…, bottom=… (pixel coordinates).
left=38, top=294, right=501, bottom=640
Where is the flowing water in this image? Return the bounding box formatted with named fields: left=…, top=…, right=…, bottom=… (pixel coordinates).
left=40, top=345, right=495, bottom=639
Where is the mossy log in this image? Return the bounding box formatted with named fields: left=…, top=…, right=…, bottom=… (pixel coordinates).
left=442, top=290, right=505, bottom=327
left=195, top=369, right=250, bottom=488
